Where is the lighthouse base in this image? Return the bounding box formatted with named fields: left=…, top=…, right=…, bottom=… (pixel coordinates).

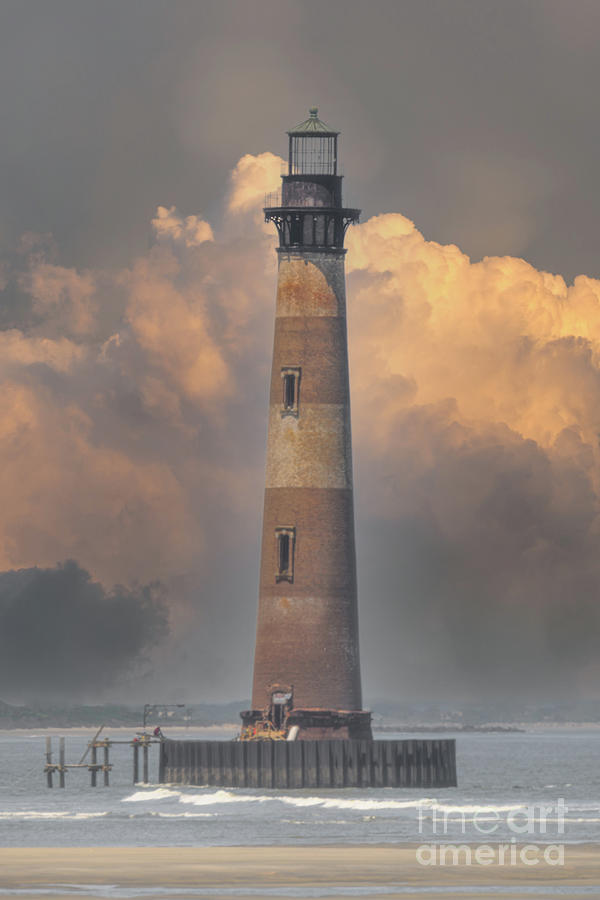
left=159, top=737, right=457, bottom=788
left=240, top=707, right=373, bottom=741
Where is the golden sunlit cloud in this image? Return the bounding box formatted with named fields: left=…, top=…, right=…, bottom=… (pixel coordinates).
left=151, top=205, right=214, bottom=247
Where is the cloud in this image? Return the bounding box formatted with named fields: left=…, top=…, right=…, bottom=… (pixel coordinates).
left=0, top=377, right=198, bottom=587
left=21, top=261, right=97, bottom=336
left=227, top=151, right=283, bottom=213
left=124, top=248, right=231, bottom=405
left=0, top=329, right=83, bottom=372
left=346, top=212, right=600, bottom=698
left=0, top=162, right=277, bottom=700
left=0, top=561, right=167, bottom=700
left=1, top=155, right=600, bottom=702
left=346, top=212, right=600, bottom=453
left=151, top=205, right=214, bottom=247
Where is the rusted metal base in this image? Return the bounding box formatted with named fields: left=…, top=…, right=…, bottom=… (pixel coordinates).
left=240, top=708, right=373, bottom=741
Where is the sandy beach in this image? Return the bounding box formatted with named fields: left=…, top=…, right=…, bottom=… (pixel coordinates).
left=1, top=845, right=599, bottom=900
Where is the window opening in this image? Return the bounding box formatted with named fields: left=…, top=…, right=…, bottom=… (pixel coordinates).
left=281, top=367, right=301, bottom=417
left=275, top=527, right=296, bottom=582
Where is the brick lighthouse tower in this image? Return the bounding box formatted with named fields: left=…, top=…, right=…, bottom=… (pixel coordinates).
left=241, top=109, right=372, bottom=741
left=159, top=111, right=456, bottom=785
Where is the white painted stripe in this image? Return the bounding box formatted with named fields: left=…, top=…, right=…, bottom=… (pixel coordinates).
left=265, top=404, right=353, bottom=489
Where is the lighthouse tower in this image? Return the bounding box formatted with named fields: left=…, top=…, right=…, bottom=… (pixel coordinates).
left=241, top=109, right=372, bottom=741
left=158, top=108, right=457, bottom=786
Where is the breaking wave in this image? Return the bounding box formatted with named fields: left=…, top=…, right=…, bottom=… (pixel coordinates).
left=0, top=811, right=109, bottom=820
left=123, top=789, right=180, bottom=802
left=121, top=789, right=527, bottom=815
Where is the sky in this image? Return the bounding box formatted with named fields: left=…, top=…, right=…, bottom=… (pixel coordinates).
left=2, top=0, right=600, bottom=707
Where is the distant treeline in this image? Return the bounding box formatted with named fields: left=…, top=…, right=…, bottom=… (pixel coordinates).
left=2, top=697, right=600, bottom=729
left=0, top=699, right=247, bottom=729
left=371, top=698, right=600, bottom=726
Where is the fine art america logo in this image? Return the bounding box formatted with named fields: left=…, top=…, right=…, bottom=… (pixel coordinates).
left=416, top=799, right=566, bottom=867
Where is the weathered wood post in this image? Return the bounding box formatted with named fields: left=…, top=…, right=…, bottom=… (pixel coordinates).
left=103, top=741, right=110, bottom=787
left=91, top=744, right=97, bottom=787
left=46, top=736, right=53, bottom=788
left=59, top=737, right=65, bottom=788
left=133, top=740, right=139, bottom=784
left=143, top=740, right=149, bottom=784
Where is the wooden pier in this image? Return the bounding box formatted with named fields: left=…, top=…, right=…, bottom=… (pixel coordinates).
left=44, top=731, right=160, bottom=787
left=159, top=738, right=457, bottom=789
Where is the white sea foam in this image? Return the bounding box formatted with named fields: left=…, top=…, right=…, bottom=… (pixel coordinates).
left=178, top=790, right=269, bottom=807
left=155, top=812, right=215, bottom=818
left=120, top=789, right=531, bottom=816
left=279, top=797, right=526, bottom=813
left=70, top=812, right=110, bottom=819
left=122, top=788, right=181, bottom=802
left=279, top=796, right=428, bottom=810
left=429, top=803, right=526, bottom=814
left=0, top=811, right=109, bottom=820
left=563, top=817, right=600, bottom=823
left=172, top=792, right=435, bottom=812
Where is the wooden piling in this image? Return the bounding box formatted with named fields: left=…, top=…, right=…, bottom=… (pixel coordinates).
left=344, top=740, right=358, bottom=787
left=44, top=733, right=159, bottom=788
left=331, top=740, right=345, bottom=788
left=46, top=737, right=53, bottom=788
left=288, top=741, right=304, bottom=789
left=273, top=741, right=288, bottom=789
left=304, top=740, right=318, bottom=786
left=90, top=744, right=97, bottom=787
left=316, top=741, right=331, bottom=787
left=222, top=742, right=234, bottom=788
left=59, top=737, right=65, bottom=788
left=199, top=740, right=210, bottom=786
left=245, top=740, right=259, bottom=788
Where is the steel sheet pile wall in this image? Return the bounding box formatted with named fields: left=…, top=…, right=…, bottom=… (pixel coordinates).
left=159, top=739, right=456, bottom=788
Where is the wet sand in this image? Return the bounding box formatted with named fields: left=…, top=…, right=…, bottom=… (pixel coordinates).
left=1, top=844, right=599, bottom=899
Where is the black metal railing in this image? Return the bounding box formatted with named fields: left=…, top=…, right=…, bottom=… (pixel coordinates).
left=264, top=190, right=355, bottom=210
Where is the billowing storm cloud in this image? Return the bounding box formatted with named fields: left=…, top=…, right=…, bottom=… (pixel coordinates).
left=0, top=561, right=167, bottom=700
left=1, top=153, right=600, bottom=703
left=346, top=215, right=600, bottom=700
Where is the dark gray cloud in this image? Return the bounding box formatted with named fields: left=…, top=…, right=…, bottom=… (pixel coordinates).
left=2, top=1, right=600, bottom=278
left=357, top=407, right=600, bottom=702
left=0, top=561, right=168, bottom=701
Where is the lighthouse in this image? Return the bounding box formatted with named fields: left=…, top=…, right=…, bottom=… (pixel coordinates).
left=241, top=109, right=372, bottom=741
left=159, top=111, right=457, bottom=785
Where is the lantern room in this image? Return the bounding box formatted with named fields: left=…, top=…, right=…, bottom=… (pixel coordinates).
left=287, top=108, right=339, bottom=175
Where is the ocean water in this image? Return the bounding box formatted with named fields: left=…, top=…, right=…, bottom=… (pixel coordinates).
left=0, top=727, right=598, bottom=848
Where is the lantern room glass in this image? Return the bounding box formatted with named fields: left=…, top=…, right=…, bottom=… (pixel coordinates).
left=289, top=135, right=337, bottom=175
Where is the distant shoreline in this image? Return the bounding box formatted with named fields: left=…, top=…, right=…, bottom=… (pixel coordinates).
left=373, top=724, right=526, bottom=733
left=3, top=721, right=600, bottom=737
left=0, top=724, right=239, bottom=737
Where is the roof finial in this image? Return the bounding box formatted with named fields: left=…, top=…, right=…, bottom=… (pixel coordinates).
left=309, top=107, right=318, bottom=117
